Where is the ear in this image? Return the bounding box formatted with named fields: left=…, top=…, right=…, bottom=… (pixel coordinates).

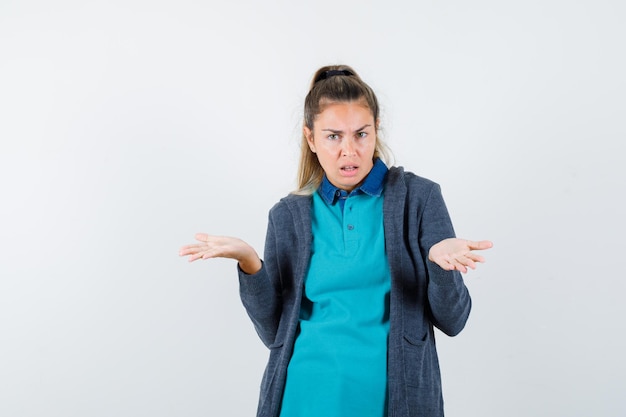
left=304, top=126, right=316, bottom=153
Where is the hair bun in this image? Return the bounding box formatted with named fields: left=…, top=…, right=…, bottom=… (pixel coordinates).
left=314, top=69, right=355, bottom=83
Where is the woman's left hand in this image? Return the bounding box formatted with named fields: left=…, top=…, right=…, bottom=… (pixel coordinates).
left=428, top=238, right=493, bottom=273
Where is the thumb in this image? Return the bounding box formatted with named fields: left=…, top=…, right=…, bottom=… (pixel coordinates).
left=467, top=240, right=493, bottom=250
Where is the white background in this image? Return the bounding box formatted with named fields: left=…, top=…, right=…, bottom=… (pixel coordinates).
left=1, top=1, right=624, bottom=416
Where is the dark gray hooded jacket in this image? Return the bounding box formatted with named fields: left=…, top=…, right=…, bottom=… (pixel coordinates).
left=239, top=166, right=471, bottom=417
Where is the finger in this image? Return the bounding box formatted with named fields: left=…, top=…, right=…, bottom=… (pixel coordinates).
left=449, top=258, right=468, bottom=273
left=182, top=252, right=199, bottom=262
left=195, top=233, right=209, bottom=242
left=466, top=240, right=493, bottom=250
left=179, top=245, right=205, bottom=256
left=190, top=251, right=210, bottom=262
left=179, top=248, right=193, bottom=256
left=179, top=245, right=197, bottom=255
left=465, top=252, right=486, bottom=264
left=440, top=255, right=465, bottom=273
left=451, top=255, right=474, bottom=272
left=460, top=256, right=477, bottom=270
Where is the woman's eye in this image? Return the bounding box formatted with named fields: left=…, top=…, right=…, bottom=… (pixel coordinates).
left=357, top=131, right=368, bottom=138
left=328, top=134, right=339, bottom=140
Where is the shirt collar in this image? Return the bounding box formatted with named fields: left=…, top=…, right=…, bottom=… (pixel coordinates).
left=318, top=158, right=388, bottom=205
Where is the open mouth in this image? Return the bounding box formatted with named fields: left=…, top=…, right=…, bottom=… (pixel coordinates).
left=341, top=166, right=357, bottom=171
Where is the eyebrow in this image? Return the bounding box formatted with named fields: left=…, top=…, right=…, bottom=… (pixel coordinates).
left=321, top=124, right=372, bottom=134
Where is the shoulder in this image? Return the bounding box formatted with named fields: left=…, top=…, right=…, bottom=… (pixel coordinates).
left=271, top=193, right=311, bottom=211
left=268, top=193, right=311, bottom=222
left=387, top=166, right=440, bottom=195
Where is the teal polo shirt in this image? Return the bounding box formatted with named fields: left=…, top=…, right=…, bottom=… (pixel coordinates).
left=280, top=159, right=391, bottom=417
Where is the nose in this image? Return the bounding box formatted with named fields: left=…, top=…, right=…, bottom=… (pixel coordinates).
left=342, top=139, right=356, bottom=157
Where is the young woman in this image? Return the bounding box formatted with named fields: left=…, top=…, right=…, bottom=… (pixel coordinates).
left=179, top=65, right=493, bottom=417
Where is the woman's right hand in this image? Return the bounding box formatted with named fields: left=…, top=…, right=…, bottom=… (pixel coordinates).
left=179, top=233, right=262, bottom=275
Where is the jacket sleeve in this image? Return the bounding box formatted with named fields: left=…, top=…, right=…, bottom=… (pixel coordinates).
left=238, top=213, right=283, bottom=348
left=419, top=183, right=472, bottom=337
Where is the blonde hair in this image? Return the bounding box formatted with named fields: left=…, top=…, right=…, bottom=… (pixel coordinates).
left=293, top=65, right=392, bottom=195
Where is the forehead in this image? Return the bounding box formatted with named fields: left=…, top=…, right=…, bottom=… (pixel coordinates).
left=315, top=100, right=374, bottom=127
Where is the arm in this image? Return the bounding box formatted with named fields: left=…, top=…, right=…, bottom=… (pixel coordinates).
left=419, top=184, right=492, bottom=336
left=238, top=214, right=283, bottom=347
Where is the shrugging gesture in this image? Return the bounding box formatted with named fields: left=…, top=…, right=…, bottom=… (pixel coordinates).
left=179, top=64, right=494, bottom=417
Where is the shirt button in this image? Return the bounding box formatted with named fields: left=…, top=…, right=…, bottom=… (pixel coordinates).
left=347, top=224, right=354, bottom=230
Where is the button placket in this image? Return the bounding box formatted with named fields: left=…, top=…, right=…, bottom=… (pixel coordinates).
left=343, top=202, right=359, bottom=253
